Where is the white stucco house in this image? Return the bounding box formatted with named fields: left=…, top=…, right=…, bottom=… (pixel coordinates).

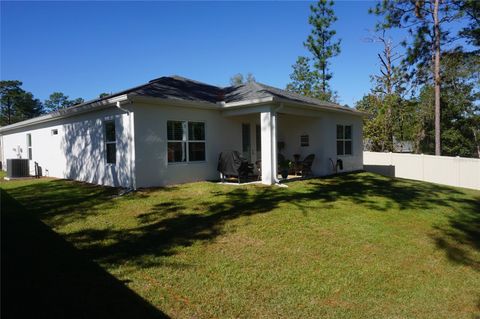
left=0, top=76, right=364, bottom=188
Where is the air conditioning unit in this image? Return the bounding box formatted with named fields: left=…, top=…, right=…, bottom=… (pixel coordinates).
left=6, top=159, right=30, bottom=178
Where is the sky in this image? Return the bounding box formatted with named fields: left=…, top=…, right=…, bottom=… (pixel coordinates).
left=0, top=1, right=441, bottom=106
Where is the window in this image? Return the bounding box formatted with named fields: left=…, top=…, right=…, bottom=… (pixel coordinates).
left=167, top=121, right=186, bottom=162
left=167, top=121, right=205, bottom=163
left=337, top=125, right=352, bottom=155
left=188, top=122, right=206, bottom=161
left=51, top=129, right=58, bottom=135
left=104, top=121, right=116, bottom=164
left=300, top=135, right=309, bottom=147
left=26, top=134, right=32, bottom=160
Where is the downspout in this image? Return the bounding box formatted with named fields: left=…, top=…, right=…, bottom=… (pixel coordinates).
left=116, top=101, right=136, bottom=191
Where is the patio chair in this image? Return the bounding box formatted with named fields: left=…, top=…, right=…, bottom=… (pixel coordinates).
left=255, top=160, right=262, bottom=180
left=217, top=150, right=254, bottom=183
left=277, top=153, right=289, bottom=179
left=300, top=154, right=315, bottom=177
left=277, top=153, right=286, bottom=173
left=292, top=154, right=302, bottom=176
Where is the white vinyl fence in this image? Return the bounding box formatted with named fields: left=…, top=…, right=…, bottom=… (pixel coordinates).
left=363, top=151, right=480, bottom=190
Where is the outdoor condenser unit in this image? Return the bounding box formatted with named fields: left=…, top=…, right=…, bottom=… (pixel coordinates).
left=6, top=159, right=30, bottom=178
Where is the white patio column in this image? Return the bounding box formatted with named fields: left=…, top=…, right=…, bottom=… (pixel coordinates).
left=260, top=110, right=277, bottom=185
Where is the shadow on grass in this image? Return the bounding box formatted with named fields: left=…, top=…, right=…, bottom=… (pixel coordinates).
left=3, top=172, right=479, bottom=274
left=62, top=186, right=283, bottom=268
left=0, top=189, right=168, bottom=319
left=431, top=196, right=480, bottom=271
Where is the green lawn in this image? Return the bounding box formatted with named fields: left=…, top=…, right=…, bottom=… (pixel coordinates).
left=1, top=171, right=479, bottom=318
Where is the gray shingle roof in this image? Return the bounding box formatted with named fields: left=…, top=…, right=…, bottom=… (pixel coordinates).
left=131, top=76, right=224, bottom=103
left=223, top=82, right=273, bottom=103
left=223, top=81, right=354, bottom=111
left=1, top=75, right=362, bottom=132
left=127, top=76, right=357, bottom=112
left=86, top=75, right=223, bottom=104
left=70, top=75, right=357, bottom=111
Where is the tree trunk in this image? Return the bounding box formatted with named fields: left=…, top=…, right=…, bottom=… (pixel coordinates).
left=433, top=0, right=441, bottom=156
left=386, top=42, right=393, bottom=151
left=379, top=34, right=394, bottom=151
left=473, top=129, right=480, bottom=158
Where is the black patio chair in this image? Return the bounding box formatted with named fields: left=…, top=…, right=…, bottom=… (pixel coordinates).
left=300, top=154, right=315, bottom=177
left=292, top=154, right=302, bottom=175
left=255, top=160, right=262, bottom=180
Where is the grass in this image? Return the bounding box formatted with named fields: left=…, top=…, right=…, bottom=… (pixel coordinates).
left=1, top=171, right=479, bottom=318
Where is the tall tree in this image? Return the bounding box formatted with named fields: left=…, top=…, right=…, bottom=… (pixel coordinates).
left=411, top=50, right=479, bottom=157
left=287, top=0, right=340, bottom=102
left=286, top=57, right=320, bottom=98
left=371, top=0, right=471, bottom=156
left=15, top=92, right=44, bottom=120
left=0, top=81, right=43, bottom=126
left=359, top=32, right=411, bottom=152
left=304, top=0, right=341, bottom=93
left=368, top=32, right=407, bottom=96
left=372, top=32, right=409, bottom=149
left=0, top=81, right=23, bottom=125
left=44, top=92, right=83, bottom=112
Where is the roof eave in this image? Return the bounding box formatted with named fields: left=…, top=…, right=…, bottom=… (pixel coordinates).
left=272, top=97, right=367, bottom=116
left=0, top=95, right=129, bottom=134
left=221, top=97, right=275, bottom=108
left=220, top=96, right=366, bottom=116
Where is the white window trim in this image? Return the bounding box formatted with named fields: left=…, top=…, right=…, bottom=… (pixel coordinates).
left=167, top=120, right=207, bottom=164
left=104, top=120, right=117, bottom=165
left=337, top=124, right=353, bottom=156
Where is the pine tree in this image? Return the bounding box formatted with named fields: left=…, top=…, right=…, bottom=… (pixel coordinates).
left=287, top=0, right=341, bottom=102
left=304, top=0, right=341, bottom=93
left=0, top=81, right=43, bottom=125
left=457, top=0, right=480, bottom=47
left=286, top=57, right=319, bottom=97
left=44, top=92, right=84, bottom=112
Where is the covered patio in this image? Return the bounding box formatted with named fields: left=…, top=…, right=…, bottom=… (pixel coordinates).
left=221, top=103, right=325, bottom=185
